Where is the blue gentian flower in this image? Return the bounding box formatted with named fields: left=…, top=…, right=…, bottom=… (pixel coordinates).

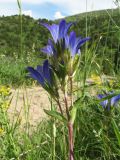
left=27, top=60, right=51, bottom=87
left=65, top=31, right=90, bottom=57
left=41, top=19, right=73, bottom=43
left=98, top=92, right=120, bottom=110
left=40, top=19, right=90, bottom=57
left=41, top=39, right=56, bottom=56
left=41, top=31, right=90, bottom=57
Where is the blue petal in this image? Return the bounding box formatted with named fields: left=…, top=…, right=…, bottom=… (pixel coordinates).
left=41, top=39, right=57, bottom=56
left=76, top=37, right=90, bottom=51
left=27, top=67, right=44, bottom=86
left=41, top=23, right=59, bottom=43
left=36, top=65, right=43, bottom=75
left=50, top=24, right=59, bottom=43
left=97, top=94, right=108, bottom=108
left=65, top=35, right=69, bottom=48
left=40, top=23, right=51, bottom=31
left=59, top=20, right=73, bottom=40
left=41, top=20, right=73, bottom=44
left=41, top=45, right=53, bottom=55
left=48, top=39, right=57, bottom=56
left=69, top=31, right=76, bottom=48
left=101, top=100, right=108, bottom=108
left=59, top=20, right=66, bottom=39
left=111, top=94, right=120, bottom=106
left=65, top=22, right=73, bottom=35
left=69, top=31, right=76, bottom=56
left=98, top=94, right=104, bottom=99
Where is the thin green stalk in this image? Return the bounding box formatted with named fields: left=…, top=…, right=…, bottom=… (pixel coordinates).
left=17, top=0, right=23, bottom=58
left=83, top=0, right=88, bottom=95
left=50, top=97, right=56, bottom=160
left=52, top=121, right=56, bottom=160
left=70, top=76, right=73, bottom=107
left=101, top=18, right=110, bottom=70
left=63, top=127, right=67, bottom=160
left=57, top=99, right=63, bottom=115
left=64, top=91, right=70, bottom=120
left=68, top=121, right=74, bottom=160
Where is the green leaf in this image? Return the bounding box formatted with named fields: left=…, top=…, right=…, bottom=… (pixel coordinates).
left=44, top=109, right=67, bottom=124
left=112, top=118, right=120, bottom=147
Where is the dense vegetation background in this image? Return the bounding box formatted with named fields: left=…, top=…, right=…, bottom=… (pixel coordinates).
left=1, top=6, right=120, bottom=160
left=0, top=8, right=120, bottom=85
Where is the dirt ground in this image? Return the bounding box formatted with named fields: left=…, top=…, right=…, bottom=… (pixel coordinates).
left=8, top=86, right=51, bottom=126
left=8, top=75, right=112, bottom=126
left=8, top=81, right=96, bottom=126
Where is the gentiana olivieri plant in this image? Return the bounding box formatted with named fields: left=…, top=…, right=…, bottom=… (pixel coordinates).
left=98, top=91, right=120, bottom=142
left=27, top=19, right=90, bottom=160
left=98, top=91, right=120, bottom=110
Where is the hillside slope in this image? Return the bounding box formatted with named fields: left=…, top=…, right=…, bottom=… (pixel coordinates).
left=0, top=8, right=120, bottom=70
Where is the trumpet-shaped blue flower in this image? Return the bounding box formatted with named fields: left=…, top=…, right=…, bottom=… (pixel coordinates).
left=65, top=31, right=90, bottom=57
left=27, top=60, right=51, bottom=87
left=41, top=19, right=90, bottom=57
left=41, top=39, right=57, bottom=56
left=41, top=19, right=73, bottom=43
left=41, top=31, right=90, bottom=57
left=98, top=92, right=120, bottom=110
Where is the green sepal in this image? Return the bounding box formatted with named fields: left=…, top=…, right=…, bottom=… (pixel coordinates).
left=73, top=54, right=80, bottom=70
left=70, top=106, right=77, bottom=124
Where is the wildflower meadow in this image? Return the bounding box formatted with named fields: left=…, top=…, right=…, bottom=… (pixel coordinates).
left=1, top=0, right=120, bottom=160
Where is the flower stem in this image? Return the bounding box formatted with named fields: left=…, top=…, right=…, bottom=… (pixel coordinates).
left=57, top=99, right=63, bottom=115
left=64, top=92, right=70, bottom=120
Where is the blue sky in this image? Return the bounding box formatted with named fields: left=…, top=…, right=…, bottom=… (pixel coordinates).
left=0, top=0, right=117, bottom=19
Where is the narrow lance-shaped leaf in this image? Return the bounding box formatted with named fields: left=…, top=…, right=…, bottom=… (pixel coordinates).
left=44, top=109, right=67, bottom=125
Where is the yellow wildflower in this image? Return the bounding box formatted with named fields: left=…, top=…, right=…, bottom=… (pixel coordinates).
left=0, top=86, right=10, bottom=96
left=91, top=74, right=102, bottom=85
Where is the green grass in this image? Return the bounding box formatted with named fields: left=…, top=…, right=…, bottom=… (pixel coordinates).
left=0, top=1, right=120, bottom=160
left=1, top=91, right=120, bottom=160
left=0, top=55, right=44, bottom=87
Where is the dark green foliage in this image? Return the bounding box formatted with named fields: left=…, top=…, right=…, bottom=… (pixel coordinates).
left=0, top=15, right=49, bottom=57
left=0, top=9, right=120, bottom=85
left=65, top=9, right=120, bottom=73
left=0, top=9, right=120, bottom=62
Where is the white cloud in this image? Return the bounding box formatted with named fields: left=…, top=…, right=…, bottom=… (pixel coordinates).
left=51, top=0, right=116, bottom=15
left=54, top=11, right=64, bottom=19
left=0, top=0, right=117, bottom=18
left=0, top=8, right=17, bottom=16
left=26, top=0, right=116, bottom=15
left=0, top=0, right=46, bottom=4
left=23, top=10, right=32, bottom=17
left=0, top=0, right=117, bottom=9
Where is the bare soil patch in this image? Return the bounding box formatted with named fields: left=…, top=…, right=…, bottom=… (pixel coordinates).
left=8, top=86, right=50, bottom=126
